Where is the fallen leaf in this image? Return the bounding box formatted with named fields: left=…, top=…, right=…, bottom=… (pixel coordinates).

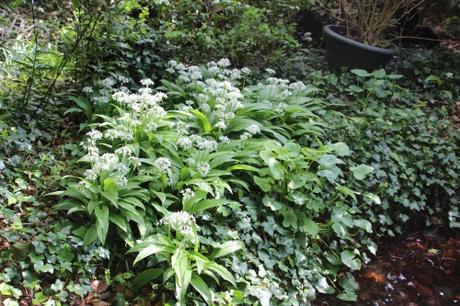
left=362, top=269, right=385, bottom=283
left=412, top=280, right=433, bottom=297
left=91, top=280, right=108, bottom=294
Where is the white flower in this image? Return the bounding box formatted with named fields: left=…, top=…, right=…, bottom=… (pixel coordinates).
left=196, top=138, right=217, bottom=151
left=240, top=132, right=250, bottom=141
left=129, top=156, right=141, bottom=167
left=100, top=77, right=115, bottom=88
left=241, top=67, right=251, bottom=75
left=181, top=188, right=195, bottom=200
left=197, top=162, right=210, bottom=177
left=302, top=32, right=313, bottom=42
left=94, top=96, right=109, bottom=105
left=160, top=211, right=197, bottom=241
left=115, top=146, right=132, bottom=157
left=446, top=72, right=454, bottom=79
left=154, top=157, right=172, bottom=173
left=217, top=58, right=231, bottom=67
left=82, top=86, right=93, bottom=94
left=246, top=124, right=260, bottom=135
left=140, top=78, right=154, bottom=87
left=219, top=136, right=230, bottom=144
left=0, top=160, right=5, bottom=171
left=87, top=129, right=103, bottom=140
left=215, top=121, right=227, bottom=129
left=177, top=137, right=193, bottom=150
left=265, top=68, right=276, bottom=75
left=117, top=75, right=129, bottom=83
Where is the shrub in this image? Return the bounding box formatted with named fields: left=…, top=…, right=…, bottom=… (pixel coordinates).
left=56, top=61, right=379, bottom=304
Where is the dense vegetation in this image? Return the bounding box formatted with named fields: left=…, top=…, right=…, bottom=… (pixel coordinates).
left=0, top=1, right=459, bottom=305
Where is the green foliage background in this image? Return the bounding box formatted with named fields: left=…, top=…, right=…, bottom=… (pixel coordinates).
left=0, top=0, right=459, bottom=305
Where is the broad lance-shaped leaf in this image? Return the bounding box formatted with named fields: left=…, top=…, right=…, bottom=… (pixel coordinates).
left=207, top=262, right=236, bottom=287
left=133, top=268, right=163, bottom=290
left=188, top=199, right=228, bottom=213
left=191, top=273, right=213, bottom=305
left=95, top=206, right=109, bottom=244
left=84, top=224, right=98, bottom=245
left=210, top=241, right=244, bottom=259
left=191, top=109, right=212, bottom=132
left=133, top=243, right=170, bottom=265
left=172, top=248, right=192, bottom=303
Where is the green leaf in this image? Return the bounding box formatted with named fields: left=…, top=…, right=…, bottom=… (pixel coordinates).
left=207, top=262, right=236, bottom=287
left=210, top=241, right=244, bottom=259
left=328, top=142, right=351, bottom=157
left=191, top=109, right=212, bottom=132
left=351, top=69, right=370, bottom=77
left=101, top=178, right=119, bottom=206
left=351, top=164, right=374, bottom=180
left=188, top=199, right=228, bottom=213
left=133, top=268, right=163, bottom=290
left=133, top=244, right=169, bottom=265
left=227, top=164, right=260, bottom=173
left=109, top=214, right=128, bottom=233
left=281, top=209, right=298, bottom=229
left=253, top=176, right=273, bottom=192
left=318, top=154, right=343, bottom=168
left=318, top=169, right=339, bottom=182
left=95, top=206, right=110, bottom=244
left=191, top=273, right=213, bottom=305
left=301, top=219, right=319, bottom=237
left=372, top=69, right=386, bottom=78
left=340, top=250, right=361, bottom=270
left=172, top=248, right=192, bottom=302
left=83, top=224, right=98, bottom=245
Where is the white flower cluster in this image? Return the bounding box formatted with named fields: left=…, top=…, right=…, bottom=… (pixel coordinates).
left=240, top=124, right=261, bottom=141
left=181, top=188, right=195, bottom=200
left=168, top=58, right=251, bottom=83
left=196, top=161, right=211, bottom=177
left=256, top=77, right=310, bottom=101
left=83, top=152, right=129, bottom=186
left=154, top=157, right=172, bottom=174
left=176, top=134, right=218, bottom=152
left=80, top=130, right=141, bottom=186
left=104, top=84, right=167, bottom=140
left=160, top=211, right=197, bottom=242
left=167, top=59, right=252, bottom=134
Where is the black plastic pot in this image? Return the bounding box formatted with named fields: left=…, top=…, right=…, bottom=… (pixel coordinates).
left=323, top=25, right=398, bottom=71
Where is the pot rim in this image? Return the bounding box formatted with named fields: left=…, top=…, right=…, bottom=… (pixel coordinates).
left=323, top=25, right=398, bottom=55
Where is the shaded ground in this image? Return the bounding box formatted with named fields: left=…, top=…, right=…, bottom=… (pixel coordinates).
left=315, top=230, right=460, bottom=306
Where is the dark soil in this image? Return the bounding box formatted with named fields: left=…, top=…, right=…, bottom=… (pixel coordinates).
left=314, top=230, right=460, bottom=306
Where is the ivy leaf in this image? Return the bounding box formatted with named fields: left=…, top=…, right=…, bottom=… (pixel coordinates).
left=318, top=154, right=343, bottom=168
left=340, top=250, right=361, bottom=270
left=254, top=176, right=273, bottom=192
left=315, top=276, right=334, bottom=294
left=328, top=142, right=351, bottom=157
left=281, top=209, right=297, bottom=229
left=350, top=164, right=374, bottom=180
left=351, top=69, right=370, bottom=77
left=301, top=219, right=319, bottom=237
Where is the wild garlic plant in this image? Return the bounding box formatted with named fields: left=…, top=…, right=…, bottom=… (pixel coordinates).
left=57, top=59, right=378, bottom=304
